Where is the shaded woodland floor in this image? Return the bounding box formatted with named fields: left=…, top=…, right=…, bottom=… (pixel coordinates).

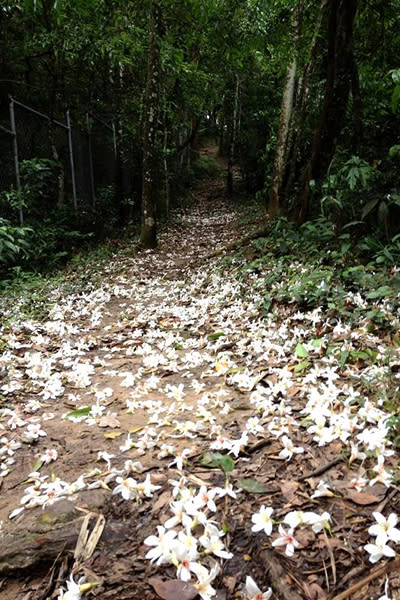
left=0, top=146, right=399, bottom=600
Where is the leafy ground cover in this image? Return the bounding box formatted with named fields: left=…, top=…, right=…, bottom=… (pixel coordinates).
left=0, top=158, right=399, bottom=600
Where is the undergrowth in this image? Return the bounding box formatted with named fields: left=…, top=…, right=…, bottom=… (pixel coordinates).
left=0, top=238, right=138, bottom=322
left=223, top=216, right=400, bottom=329
left=221, top=215, right=400, bottom=440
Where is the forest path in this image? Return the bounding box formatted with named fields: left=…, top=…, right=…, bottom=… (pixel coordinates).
left=0, top=145, right=398, bottom=600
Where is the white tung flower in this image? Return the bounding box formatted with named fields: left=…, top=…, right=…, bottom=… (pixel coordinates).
left=364, top=542, right=396, bottom=563
left=243, top=576, right=272, bottom=600
left=144, top=525, right=178, bottom=565
left=368, top=512, right=400, bottom=546
left=112, top=476, right=138, bottom=500
left=278, top=435, right=304, bottom=461
left=271, top=525, right=299, bottom=557
left=251, top=505, right=274, bottom=536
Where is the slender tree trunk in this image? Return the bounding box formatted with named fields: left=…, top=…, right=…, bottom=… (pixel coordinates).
left=282, top=0, right=327, bottom=208
left=140, top=0, right=161, bottom=249
left=296, top=0, right=358, bottom=224
left=268, top=1, right=302, bottom=215
left=227, top=74, right=240, bottom=196
left=218, top=93, right=226, bottom=157
left=158, top=102, right=169, bottom=219
left=115, top=63, right=127, bottom=226
left=268, top=57, right=297, bottom=215
left=351, top=52, right=363, bottom=150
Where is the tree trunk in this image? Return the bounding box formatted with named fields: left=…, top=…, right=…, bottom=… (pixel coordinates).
left=227, top=74, right=240, bottom=196
left=140, top=0, right=161, bottom=249
left=351, top=52, right=363, bottom=150
left=296, top=0, right=358, bottom=224
left=268, top=1, right=303, bottom=216
left=158, top=103, right=169, bottom=220
left=282, top=0, right=328, bottom=209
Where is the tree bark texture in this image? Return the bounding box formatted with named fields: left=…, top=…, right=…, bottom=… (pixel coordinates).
left=227, top=74, right=240, bottom=196
left=0, top=494, right=129, bottom=575
left=296, top=0, right=358, bottom=224
left=268, top=0, right=303, bottom=216
left=282, top=0, right=328, bottom=208
left=140, top=0, right=161, bottom=249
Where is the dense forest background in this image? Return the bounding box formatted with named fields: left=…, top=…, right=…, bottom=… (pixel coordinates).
left=0, top=0, right=400, bottom=269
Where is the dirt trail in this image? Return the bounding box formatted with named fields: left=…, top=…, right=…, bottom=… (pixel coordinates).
left=0, top=147, right=256, bottom=599
left=0, top=146, right=398, bottom=600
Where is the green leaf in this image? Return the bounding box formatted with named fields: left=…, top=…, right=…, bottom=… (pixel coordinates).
left=221, top=522, right=229, bottom=534
left=208, top=332, right=225, bottom=340
left=390, top=193, right=400, bottom=207
left=351, top=350, right=371, bottom=361
left=366, top=286, right=393, bottom=299
left=391, top=69, right=400, bottom=85
left=294, top=360, right=311, bottom=373
left=65, top=406, right=91, bottom=419
left=312, top=338, right=324, bottom=349
left=340, top=350, right=349, bottom=368
left=392, top=85, right=400, bottom=112
left=361, top=197, right=380, bottom=220
left=295, top=342, right=308, bottom=358
left=238, top=478, right=271, bottom=493
left=389, top=145, right=400, bottom=159
left=378, top=201, right=389, bottom=224
left=200, top=452, right=234, bottom=473
left=31, top=458, right=44, bottom=472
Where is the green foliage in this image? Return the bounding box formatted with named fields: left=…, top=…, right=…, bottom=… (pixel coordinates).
left=0, top=219, right=33, bottom=265
left=191, top=156, right=223, bottom=180
left=320, top=156, right=377, bottom=222
left=0, top=0, right=399, bottom=269
left=200, top=451, right=235, bottom=474
left=24, top=221, right=93, bottom=270
left=387, top=412, right=400, bottom=448
left=234, top=216, right=399, bottom=327
left=390, top=68, right=400, bottom=112
left=339, top=156, right=375, bottom=192
left=20, top=158, right=58, bottom=198
left=361, top=193, right=400, bottom=238
left=359, top=233, right=400, bottom=265
left=0, top=188, right=26, bottom=213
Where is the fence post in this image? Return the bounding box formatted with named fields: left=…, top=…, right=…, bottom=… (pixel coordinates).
left=66, top=110, right=78, bottom=213
left=9, top=96, right=24, bottom=226
left=86, top=113, right=96, bottom=208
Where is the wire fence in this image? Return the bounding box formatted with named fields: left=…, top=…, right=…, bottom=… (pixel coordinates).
left=0, top=97, right=133, bottom=226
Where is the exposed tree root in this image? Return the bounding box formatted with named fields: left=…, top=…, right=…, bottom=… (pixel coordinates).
left=260, top=548, right=305, bottom=600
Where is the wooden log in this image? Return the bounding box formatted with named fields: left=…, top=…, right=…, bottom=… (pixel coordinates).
left=0, top=493, right=129, bottom=575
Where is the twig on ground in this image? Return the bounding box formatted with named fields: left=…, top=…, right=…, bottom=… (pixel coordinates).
left=329, top=557, right=400, bottom=600
left=376, top=487, right=398, bottom=514
left=297, top=457, right=344, bottom=482
left=245, top=438, right=272, bottom=455
left=336, top=564, right=366, bottom=588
